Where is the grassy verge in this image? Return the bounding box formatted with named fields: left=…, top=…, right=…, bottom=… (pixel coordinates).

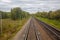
left=36, top=17, right=60, bottom=30
left=0, top=18, right=29, bottom=40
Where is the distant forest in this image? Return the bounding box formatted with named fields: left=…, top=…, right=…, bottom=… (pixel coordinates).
left=35, top=9, right=60, bottom=20
left=0, top=7, right=60, bottom=20
left=0, top=7, right=30, bottom=20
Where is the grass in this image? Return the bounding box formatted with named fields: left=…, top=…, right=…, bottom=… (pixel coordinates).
left=0, top=18, right=29, bottom=40
left=36, top=17, right=60, bottom=30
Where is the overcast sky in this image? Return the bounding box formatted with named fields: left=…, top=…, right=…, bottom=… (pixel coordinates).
left=0, top=0, right=60, bottom=13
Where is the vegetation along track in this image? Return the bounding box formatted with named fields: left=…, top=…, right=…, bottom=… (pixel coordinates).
left=35, top=18, right=60, bottom=40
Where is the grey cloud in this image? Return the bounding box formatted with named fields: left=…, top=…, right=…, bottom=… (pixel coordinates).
left=0, top=0, right=60, bottom=13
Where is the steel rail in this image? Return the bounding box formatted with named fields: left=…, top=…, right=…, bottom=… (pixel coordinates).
left=35, top=18, right=60, bottom=40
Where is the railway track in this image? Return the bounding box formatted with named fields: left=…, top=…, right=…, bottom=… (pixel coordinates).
left=33, top=20, right=41, bottom=40
left=13, top=17, right=60, bottom=40
left=24, top=19, right=41, bottom=40
left=35, top=18, right=60, bottom=40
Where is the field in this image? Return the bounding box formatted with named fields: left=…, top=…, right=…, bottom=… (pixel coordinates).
left=36, top=17, right=60, bottom=30
left=0, top=18, right=29, bottom=40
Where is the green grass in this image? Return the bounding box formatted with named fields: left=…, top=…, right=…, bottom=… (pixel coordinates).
left=36, top=17, right=60, bottom=30
left=0, top=18, right=29, bottom=40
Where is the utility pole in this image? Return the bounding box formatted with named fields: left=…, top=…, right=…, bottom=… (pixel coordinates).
left=0, top=13, right=2, bottom=35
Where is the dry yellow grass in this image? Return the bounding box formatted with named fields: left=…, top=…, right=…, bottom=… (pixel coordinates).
left=0, top=18, right=28, bottom=40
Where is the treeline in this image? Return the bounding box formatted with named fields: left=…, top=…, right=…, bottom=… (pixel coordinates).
left=0, top=7, right=30, bottom=20
left=35, top=10, right=60, bottom=20
left=0, top=11, right=10, bottom=19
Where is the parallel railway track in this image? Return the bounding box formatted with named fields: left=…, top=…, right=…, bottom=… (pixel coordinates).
left=35, top=18, right=60, bottom=40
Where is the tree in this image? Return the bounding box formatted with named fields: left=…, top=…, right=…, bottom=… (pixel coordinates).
left=11, top=7, right=22, bottom=20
